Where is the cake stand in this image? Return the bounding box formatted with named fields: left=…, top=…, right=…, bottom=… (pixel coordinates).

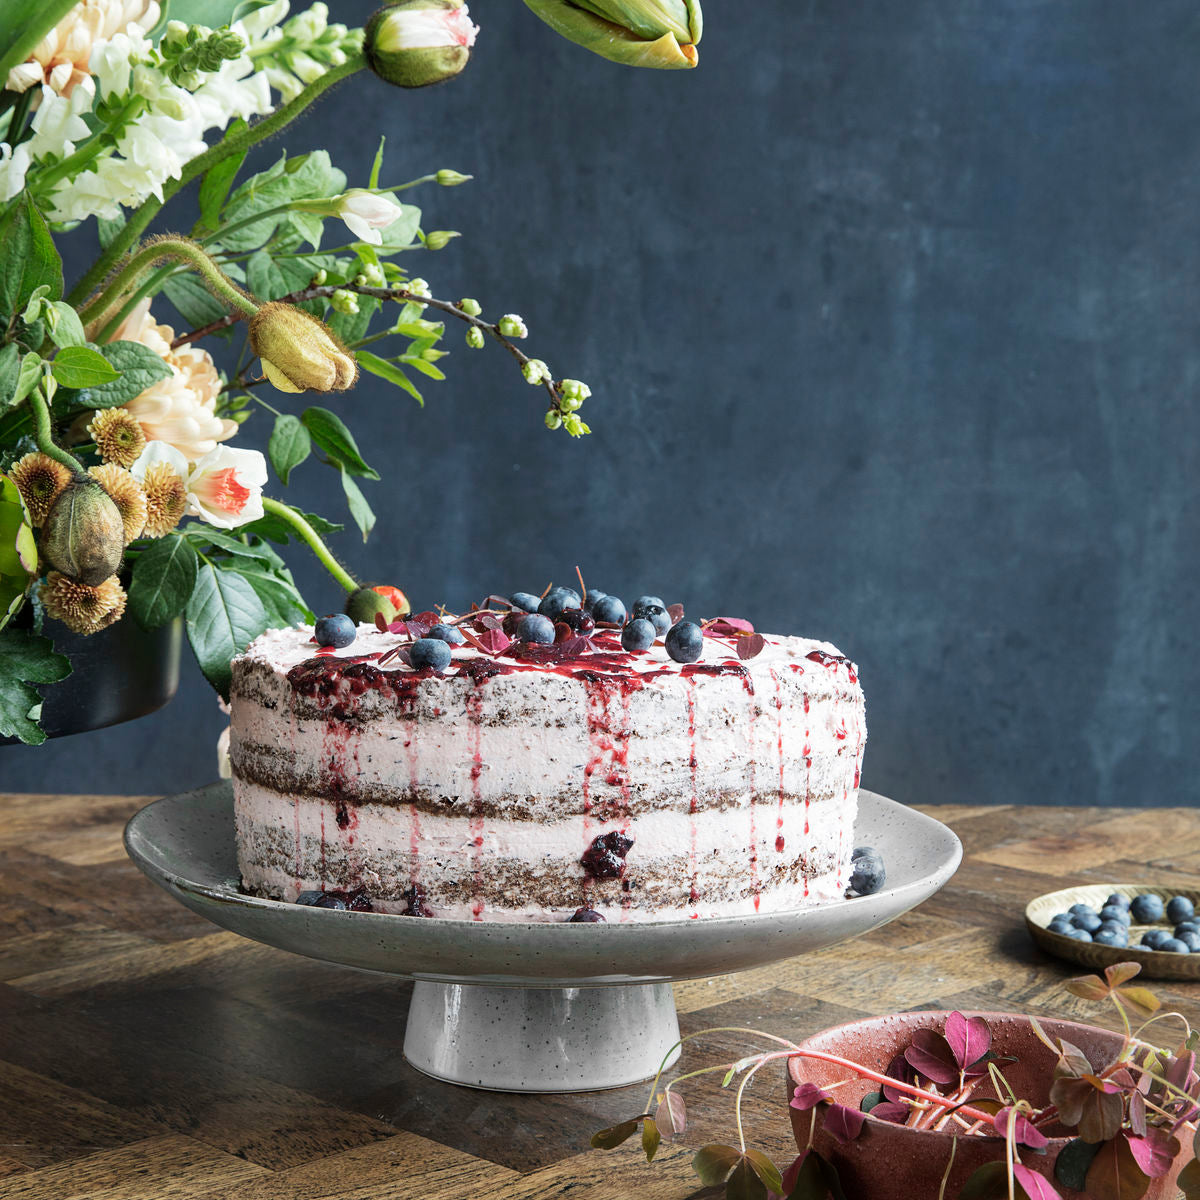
left=125, top=784, right=961, bottom=1093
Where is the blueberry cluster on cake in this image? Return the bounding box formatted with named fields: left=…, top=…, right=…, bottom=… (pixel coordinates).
left=229, top=586, right=867, bottom=923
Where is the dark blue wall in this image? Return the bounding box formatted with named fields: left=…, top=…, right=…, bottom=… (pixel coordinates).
left=5, top=1, right=1199, bottom=806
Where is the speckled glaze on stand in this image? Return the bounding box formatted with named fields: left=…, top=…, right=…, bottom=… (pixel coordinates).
left=125, top=784, right=961, bottom=1092
left=404, top=981, right=680, bottom=1091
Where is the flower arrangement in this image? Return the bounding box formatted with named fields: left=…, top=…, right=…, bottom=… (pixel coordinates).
left=593, top=963, right=1200, bottom=1199
left=0, top=0, right=704, bottom=744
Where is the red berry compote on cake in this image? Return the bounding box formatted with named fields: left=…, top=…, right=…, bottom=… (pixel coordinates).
left=228, top=609, right=867, bottom=922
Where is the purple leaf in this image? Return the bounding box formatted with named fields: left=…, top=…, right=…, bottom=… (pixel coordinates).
left=904, top=1029, right=959, bottom=1086
left=867, top=1101, right=910, bottom=1124
left=655, top=1091, right=686, bottom=1137
left=823, top=1103, right=867, bottom=1144
left=474, top=628, right=511, bottom=655
left=736, top=633, right=767, bottom=661
left=945, top=1012, right=992, bottom=1072
left=789, top=1082, right=829, bottom=1112
left=882, top=1052, right=917, bottom=1103
left=1125, top=1129, right=1181, bottom=1179
left=1167, top=1051, right=1197, bottom=1093
left=706, top=617, right=755, bottom=636
left=1012, top=1162, right=1063, bottom=1200
left=1129, top=1091, right=1147, bottom=1137
left=993, top=1107, right=1049, bottom=1150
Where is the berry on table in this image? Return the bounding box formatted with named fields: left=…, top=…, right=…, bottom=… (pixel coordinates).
left=1072, top=912, right=1102, bottom=934
left=1178, top=930, right=1200, bottom=952
left=427, top=623, right=465, bottom=645
left=591, top=595, right=627, bottom=625
left=1065, top=928, right=1092, bottom=942
left=315, top=613, right=356, bottom=648
left=1099, top=905, right=1131, bottom=926
left=665, top=620, right=704, bottom=663
left=621, top=618, right=656, bottom=653
left=1160, top=938, right=1190, bottom=954
left=410, top=638, right=452, bottom=671
left=1104, top=893, right=1131, bottom=910
left=1093, top=927, right=1127, bottom=947
left=848, top=848, right=886, bottom=895
left=1130, top=894, right=1165, bottom=923
left=1141, top=929, right=1171, bottom=949
left=1069, top=903, right=1097, bottom=917
left=517, top=613, right=556, bottom=645
left=1167, top=896, right=1196, bottom=924
left=1048, top=918, right=1074, bottom=935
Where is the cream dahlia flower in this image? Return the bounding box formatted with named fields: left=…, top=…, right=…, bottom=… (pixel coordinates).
left=6, top=0, right=161, bottom=97
left=109, top=299, right=236, bottom=463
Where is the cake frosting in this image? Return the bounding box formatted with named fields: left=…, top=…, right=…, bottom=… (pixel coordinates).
left=229, top=614, right=867, bottom=923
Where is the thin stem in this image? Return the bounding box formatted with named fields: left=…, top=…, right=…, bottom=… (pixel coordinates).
left=93, top=263, right=180, bottom=345
left=260, top=497, right=357, bottom=592
left=27, top=386, right=82, bottom=473
left=734, top=1057, right=776, bottom=1154
left=67, top=53, right=366, bottom=308
left=80, top=237, right=255, bottom=330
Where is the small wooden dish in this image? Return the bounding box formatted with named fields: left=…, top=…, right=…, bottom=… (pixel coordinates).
left=1026, top=883, right=1200, bottom=981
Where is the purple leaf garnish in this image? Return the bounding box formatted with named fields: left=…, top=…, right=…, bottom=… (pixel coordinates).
left=474, top=613, right=503, bottom=632
left=866, top=1101, right=910, bottom=1124
left=904, top=1029, right=959, bottom=1086
left=882, top=1053, right=917, bottom=1103
left=736, top=633, right=766, bottom=661
left=945, top=1011, right=992, bottom=1073
left=475, top=629, right=511, bottom=655
left=705, top=617, right=755, bottom=637
left=667, top=603, right=684, bottom=623
left=789, top=1083, right=829, bottom=1112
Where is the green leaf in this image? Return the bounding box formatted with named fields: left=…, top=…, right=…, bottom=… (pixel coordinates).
left=402, top=355, right=446, bottom=381
left=158, top=0, right=248, bottom=25
left=782, top=1152, right=833, bottom=1200
left=726, top=1158, right=767, bottom=1200
left=76, top=341, right=173, bottom=410
left=0, top=627, right=71, bottom=745
left=357, top=350, right=424, bottom=406
left=185, top=528, right=280, bottom=564
left=743, top=1149, right=783, bottom=1196
left=245, top=251, right=331, bottom=305
left=327, top=294, right=378, bottom=345
left=198, top=126, right=247, bottom=230
left=215, top=560, right=311, bottom=627
left=1178, top=1158, right=1200, bottom=1200
left=0, top=192, right=63, bottom=319
left=1054, top=1138, right=1101, bottom=1190
left=46, top=301, right=86, bottom=349
left=590, top=1119, right=640, bottom=1150
left=240, top=509, right=343, bottom=545
left=51, top=345, right=121, bottom=389
left=128, top=535, right=198, bottom=629
left=302, top=406, right=378, bottom=479
left=97, top=213, right=126, bottom=250
left=219, top=151, right=345, bottom=253
left=340, top=469, right=375, bottom=541
left=268, top=413, right=311, bottom=485
left=369, top=137, right=386, bottom=190
left=288, top=210, right=325, bottom=250
left=185, top=563, right=270, bottom=699
left=0, top=0, right=79, bottom=83
left=0, top=344, right=19, bottom=411
left=958, top=1161, right=1011, bottom=1200
left=693, top=1144, right=742, bottom=1187
left=641, top=1117, right=660, bottom=1163
left=374, top=198, right=422, bottom=251
left=162, top=272, right=230, bottom=331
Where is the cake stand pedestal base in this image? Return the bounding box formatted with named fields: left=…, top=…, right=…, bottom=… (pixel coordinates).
left=403, top=981, right=682, bottom=1092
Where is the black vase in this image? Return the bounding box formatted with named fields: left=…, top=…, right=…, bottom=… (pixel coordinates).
left=1, top=614, right=183, bottom=744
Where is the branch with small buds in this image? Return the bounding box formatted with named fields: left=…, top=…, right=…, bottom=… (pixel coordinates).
left=173, top=282, right=592, bottom=435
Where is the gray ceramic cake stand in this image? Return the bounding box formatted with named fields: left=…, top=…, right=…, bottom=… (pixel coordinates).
left=124, top=784, right=961, bottom=1093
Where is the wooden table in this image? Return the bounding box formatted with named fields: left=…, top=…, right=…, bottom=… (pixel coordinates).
left=2, top=796, right=1199, bottom=1199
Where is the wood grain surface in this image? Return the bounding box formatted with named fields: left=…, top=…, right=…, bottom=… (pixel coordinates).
left=1, top=795, right=1198, bottom=1199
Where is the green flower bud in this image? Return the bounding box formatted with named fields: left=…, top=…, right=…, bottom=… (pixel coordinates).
left=522, top=358, right=550, bottom=385
left=331, top=288, right=360, bottom=315
left=498, top=313, right=528, bottom=339
left=40, top=477, right=125, bottom=587
left=524, top=0, right=701, bottom=69
left=423, top=230, right=459, bottom=250
left=560, top=378, right=591, bottom=404
left=0, top=472, right=37, bottom=630
left=345, top=583, right=410, bottom=624
left=544, top=410, right=563, bottom=431
left=311, top=268, right=328, bottom=285
left=406, top=277, right=431, bottom=299
left=465, top=327, right=485, bottom=349
left=249, top=302, right=359, bottom=394
left=365, top=1, right=479, bottom=89
left=437, top=169, right=472, bottom=186
left=563, top=414, right=590, bottom=437
left=458, top=297, right=482, bottom=316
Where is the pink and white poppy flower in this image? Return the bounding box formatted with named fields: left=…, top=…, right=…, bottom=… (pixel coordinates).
left=185, top=446, right=267, bottom=530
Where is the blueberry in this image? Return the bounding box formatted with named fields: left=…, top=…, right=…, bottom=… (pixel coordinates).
left=633, top=601, right=671, bottom=635
left=314, top=613, right=356, bottom=648
left=1130, top=894, right=1165, bottom=923
left=410, top=638, right=452, bottom=671
left=1105, top=893, right=1132, bottom=910
left=538, top=589, right=581, bottom=620
left=1065, top=928, right=1093, bottom=942
left=665, top=620, right=704, bottom=664
left=1072, top=912, right=1102, bottom=933
left=517, top=613, right=556, bottom=645
left=1094, top=927, right=1128, bottom=947
left=634, top=595, right=666, bottom=611
left=1176, top=921, right=1200, bottom=937
left=1178, top=931, right=1200, bottom=952
left=1051, top=911, right=1074, bottom=925
left=427, top=622, right=465, bottom=645
left=1099, top=905, right=1131, bottom=926
left=1048, top=919, right=1074, bottom=934
left=849, top=850, right=886, bottom=896
left=1069, top=903, right=1098, bottom=917
left=1168, top=896, right=1195, bottom=924
left=556, top=608, right=596, bottom=635
left=582, top=591, right=608, bottom=613
left=1161, top=938, right=1190, bottom=954
left=621, top=618, right=656, bottom=653
left=591, top=595, right=627, bottom=625
left=1142, top=929, right=1171, bottom=949
left=296, top=890, right=326, bottom=906
left=853, top=846, right=880, bottom=860
left=568, top=907, right=606, bottom=923
left=510, top=591, right=542, bottom=613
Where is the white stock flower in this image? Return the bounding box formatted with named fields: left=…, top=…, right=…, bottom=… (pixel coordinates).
left=7, top=0, right=160, bottom=97
left=110, top=300, right=236, bottom=462
left=237, top=0, right=290, bottom=41
left=335, top=190, right=404, bottom=245
left=27, top=80, right=95, bottom=159
left=0, top=143, right=32, bottom=203
left=192, top=58, right=273, bottom=128
left=185, top=447, right=267, bottom=529
left=89, top=27, right=152, bottom=99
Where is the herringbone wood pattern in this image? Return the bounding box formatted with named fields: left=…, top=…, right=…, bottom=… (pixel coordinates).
left=1, top=794, right=1198, bottom=1198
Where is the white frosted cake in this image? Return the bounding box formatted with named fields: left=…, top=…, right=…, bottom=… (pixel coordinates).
left=229, top=611, right=866, bottom=922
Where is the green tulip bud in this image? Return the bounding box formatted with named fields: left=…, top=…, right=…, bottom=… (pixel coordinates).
left=365, top=1, right=479, bottom=89
left=524, top=0, right=701, bottom=69
left=248, top=302, right=359, bottom=393
left=437, top=169, right=472, bottom=186
left=465, top=327, right=485, bottom=349
left=40, top=477, right=125, bottom=587
left=458, top=297, right=482, bottom=316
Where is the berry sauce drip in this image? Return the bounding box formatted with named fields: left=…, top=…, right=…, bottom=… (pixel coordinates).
left=805, top=649, right=858, bottom=684
left=772, top=669, right=785, bottom=857
left=402, top=884, right=433, bottom=917
left=580, top=831, right=635, bottom=879
left=686, top=680, right=700, bottom=908
left=455, top=657, right=514, bottom=685
left=681, top=661, right=755, bottom=695
left=746, top=687, right=759, bottom=911
left=465, top=688, right=485, bottom=919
